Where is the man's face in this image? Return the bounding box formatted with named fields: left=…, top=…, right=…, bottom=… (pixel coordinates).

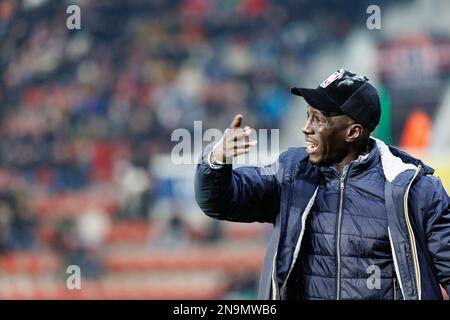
left=302, top=105, right=355, bottom=167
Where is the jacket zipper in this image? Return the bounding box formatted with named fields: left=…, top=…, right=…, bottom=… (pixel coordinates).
left=403, top=165, right=422, bottom=299
left=386, top=165, right=421, bottom=300
left=336, top=165, right=351, bottom=300
left=336, top=175, right=345, bottom=300
left=336, top=163, right=352, bottom=300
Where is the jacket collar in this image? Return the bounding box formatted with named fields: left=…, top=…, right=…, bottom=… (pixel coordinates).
left=298, top=137, right=434, bottom=182
left=299, top=137, right=434, bottom=182
left=317, top=139, right=380, bottom=178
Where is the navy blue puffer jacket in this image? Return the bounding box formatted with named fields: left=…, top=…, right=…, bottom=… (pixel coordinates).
left=287, top=143, right=398, bottom=299
left=194, top=138, right=450, bottom=300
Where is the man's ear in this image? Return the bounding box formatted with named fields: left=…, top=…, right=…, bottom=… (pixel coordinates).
left=345, top=123, right=363, bottom=142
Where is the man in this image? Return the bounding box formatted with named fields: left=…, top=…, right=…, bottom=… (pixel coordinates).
left=194, top=69, right=450, bottom=300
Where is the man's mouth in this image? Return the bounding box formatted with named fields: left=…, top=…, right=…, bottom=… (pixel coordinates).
left=306, top=140, right=319, bottom=154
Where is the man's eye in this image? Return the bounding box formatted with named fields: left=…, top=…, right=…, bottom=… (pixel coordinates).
left=306, top=113, right=323, bottom=124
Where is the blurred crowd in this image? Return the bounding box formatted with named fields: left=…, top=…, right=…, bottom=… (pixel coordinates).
left=5, top=1, right=442, bottom=299
left=0, top=0, right=391, bottom=253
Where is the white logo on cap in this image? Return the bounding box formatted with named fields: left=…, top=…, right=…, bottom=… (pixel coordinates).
left=320, top=69, right=344, bottom=88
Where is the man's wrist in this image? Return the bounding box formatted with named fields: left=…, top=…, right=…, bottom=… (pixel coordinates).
left=207, top=146, right=225, bottom=169
left=211, top=144, right=225, bottom=165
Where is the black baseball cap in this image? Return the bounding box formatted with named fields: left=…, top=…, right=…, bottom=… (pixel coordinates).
left=291, top=69, right=381, bottom=131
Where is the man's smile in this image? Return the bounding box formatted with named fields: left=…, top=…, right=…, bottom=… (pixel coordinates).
left=305, top=139, right=319, bottom=154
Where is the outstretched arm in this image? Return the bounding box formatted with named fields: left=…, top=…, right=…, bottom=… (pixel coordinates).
left=194, top=115, right=285, bottom=224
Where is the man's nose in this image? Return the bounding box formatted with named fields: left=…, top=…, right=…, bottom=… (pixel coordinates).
left=302, top=119, right=313, bottom=135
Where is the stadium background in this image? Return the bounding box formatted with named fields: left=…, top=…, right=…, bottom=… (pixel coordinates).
left=0, top=0, right=449, bottom=299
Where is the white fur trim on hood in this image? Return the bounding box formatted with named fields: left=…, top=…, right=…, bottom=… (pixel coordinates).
left=373, top=137, right=418, bottom=183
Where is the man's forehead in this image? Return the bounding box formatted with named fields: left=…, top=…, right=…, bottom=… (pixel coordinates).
left=307, top=105, right=343, bottom=117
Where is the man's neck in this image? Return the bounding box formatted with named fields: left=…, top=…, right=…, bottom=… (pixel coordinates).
left=333, top=142, right=371, bottom=175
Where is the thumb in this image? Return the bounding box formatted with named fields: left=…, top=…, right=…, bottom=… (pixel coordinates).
left=229, top=114, right=243, bottom=129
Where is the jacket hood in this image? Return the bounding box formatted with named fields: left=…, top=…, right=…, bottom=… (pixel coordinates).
left=373, top=138, right=434, bottom=182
